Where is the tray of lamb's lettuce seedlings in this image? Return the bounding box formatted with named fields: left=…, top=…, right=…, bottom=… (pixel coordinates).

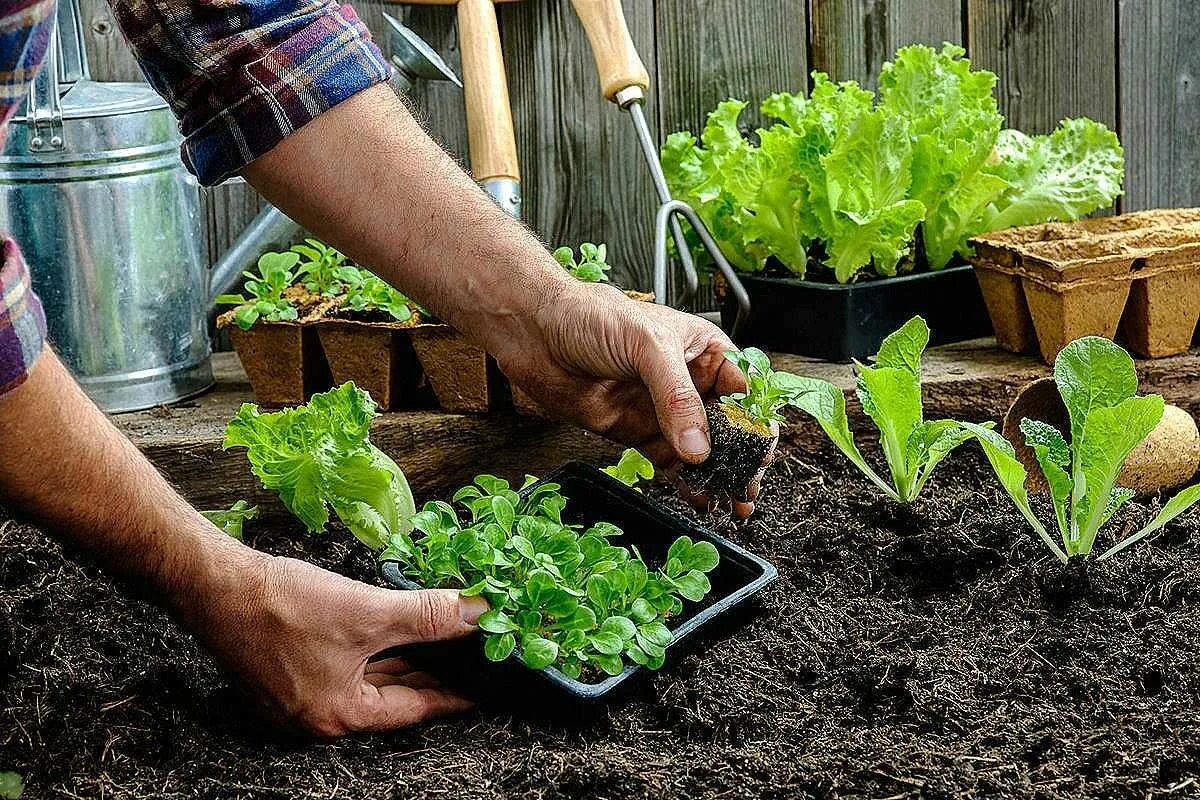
left=219, top=383, right=776, bottom=708
left=662, top=43, right=1125, bottom=361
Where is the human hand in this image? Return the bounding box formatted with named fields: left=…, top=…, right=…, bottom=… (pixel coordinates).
left=494, top=281, right=774, bottom=517
left=188, top=549, right=484, bottom=736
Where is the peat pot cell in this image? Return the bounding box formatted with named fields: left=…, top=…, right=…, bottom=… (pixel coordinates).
left=317, top=321, right=431, bottom=411
left=380, top=462, right=777, bottom=714
left=229, top=323, right=331, bottom=407
left=1119, top=271, right=1200, bottom=359
left=719, top=264, right=990, bottom=362
left=408, top=326, right=491, bottom=414
left=1021, top=279, right=1132, bottom=364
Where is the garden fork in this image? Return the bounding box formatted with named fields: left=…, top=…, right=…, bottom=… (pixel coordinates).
left=570, top=0, right=750, bottom=336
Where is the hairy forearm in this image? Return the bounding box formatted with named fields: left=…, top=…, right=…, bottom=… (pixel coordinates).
left=0, top=352, right=258, bottom=614
left=243, top=84, right=574, bottom=362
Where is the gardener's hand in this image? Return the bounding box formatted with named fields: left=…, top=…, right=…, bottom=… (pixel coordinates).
left=495, top=280, right=774, bottom=518
left=189, top=548, right=483, bottom=737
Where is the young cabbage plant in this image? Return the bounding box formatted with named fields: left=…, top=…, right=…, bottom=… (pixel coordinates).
left=789, top=317, right=976, bottom=503
left=554, top=243, right=612, bottom=283
left=200, top=500, right=259, bottom=541
left=340, top=268, right=422, bottom=323
left=381, top=473, right=718, bottom=679
left=291, top=238, right=355, bottom=296
left=214, top=251, right=301, bottom=330
left=223, top=383, right=416, bottom=550
left=966, top=337, right=1200, bottom=562
left=602, top=448, right=655, bottom=489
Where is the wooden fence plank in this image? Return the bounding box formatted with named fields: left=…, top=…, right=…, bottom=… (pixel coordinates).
left=498, top=1, right=658, bottom=293
left=966, top=0, right=1118, bottom=135
left=1118, top=0, right=1200, bottom=210
left=809, top=0, right=962, bottom=88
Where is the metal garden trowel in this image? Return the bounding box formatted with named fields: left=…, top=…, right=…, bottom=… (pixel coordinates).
left=383, top=13, right=462, bottom=92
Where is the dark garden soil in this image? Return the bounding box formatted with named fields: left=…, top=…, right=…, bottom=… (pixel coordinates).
left=3, top=438, right=1200, bottom=799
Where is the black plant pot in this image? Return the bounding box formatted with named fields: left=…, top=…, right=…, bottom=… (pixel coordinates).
left=719, top=262, right=991, bottom=362
left=379, top=462, right=777, bottom=715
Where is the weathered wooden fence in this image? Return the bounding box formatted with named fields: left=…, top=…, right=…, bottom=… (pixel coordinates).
left=78, top=0, right=1198, bottom=293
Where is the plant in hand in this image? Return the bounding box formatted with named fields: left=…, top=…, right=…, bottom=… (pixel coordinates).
left=215, top=251, right=301, bottom=330
left=790, top=316, right=976, bottom=503
left=224, top=383, right=416, bottom=550
left=602, top=448, right=655, bottom=489
left=340, top=268, right=423, bottom=323
left=291, top=238, right=356, bottom=296
left=554, top=243, right=612, bottom=283
left=380, top=472, right=719, bottom=679
left=681, top=347, right=805, bottom=496
left=200, top=500, right=259, bottom=541
left=965, top=337, right=1200, bottom=562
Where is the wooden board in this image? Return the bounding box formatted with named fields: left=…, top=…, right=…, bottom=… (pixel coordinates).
left=809, top=0, right=962, bottom=89
left=119, top=345, right=1200, bottom=517
left=1119, top=0, right=1200, bottom=211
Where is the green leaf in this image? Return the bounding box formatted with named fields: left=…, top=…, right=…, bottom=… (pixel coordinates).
left=856, top=364, right=923, bottom=499
left=638, top=621, right=674, bottom=649
left=600, top=615, right=637, bottom=641
left=1020, top=419, right=1070, bottom=468
left=1100, top=483, right=1200, bottom=560
left=200, top=500, right=258, bottom=541
left=0, top=772, right=22, bottom=800
left=631, top=597, right=657, bottom=624
left=593, top=653, right=625, bottom=676
left=478, top=609, right=518, bottom=634
left=672, top=570, right=712, bottom=602
left=521, top=635, right=559, bottom=670
left=589, top=631, right=625, bottom=656
left=491, top=496, right=515, bottom=531
left=601, top=448, right=656, bottom=488
left=874, top=316, right=929, bottom=375
left=685, top=540, right=720, bottom=573
left=1053, top=336, right=1141, bottom=445
left=484, top=633, right=516, bottom=662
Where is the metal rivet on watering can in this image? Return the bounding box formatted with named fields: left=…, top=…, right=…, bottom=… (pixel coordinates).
left=1003, top=377, right=1200, bottom=496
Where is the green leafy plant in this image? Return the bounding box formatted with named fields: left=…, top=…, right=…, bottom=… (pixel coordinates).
left=662, top=43, right=1123, bottom=282
left=965, top=337, right=1200, bottom=562
left=602, top=448, right=655, bottom=489
left=381, top=474, right=719, bottom=679
left=224, top=383, right=416, bottom=550
left=789, top=317, right=976, bottom=502
left=215, top=251, right=301, bottom=330
left=720, top=347, right=808, bottom=427
left=340, top=268, right=421, bottom=323
left=291, top=238, right=354, bottom=296
left=554, top=243, right=612, bottom=283
left=200, top=500, right=259, bottom=541
left=0, top=772, right=22, bottom=800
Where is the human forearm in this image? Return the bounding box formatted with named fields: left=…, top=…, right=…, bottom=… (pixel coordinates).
left=242, top=84, right=575, bottom=362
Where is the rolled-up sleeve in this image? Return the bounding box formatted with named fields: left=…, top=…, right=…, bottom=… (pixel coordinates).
left=0, top=239, right=47, bottom=396
left=109, top=0, right=391, bottom=186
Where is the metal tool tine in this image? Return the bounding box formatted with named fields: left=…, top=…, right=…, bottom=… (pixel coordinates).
left=654, top=199, right=750, bottom=339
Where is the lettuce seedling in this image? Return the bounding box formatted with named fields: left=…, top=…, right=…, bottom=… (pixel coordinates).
left=722, top=347, right=809, bottom=426
left=554, top=243, right=612, bottom=283
left=200, top=500, right=259, bottom=541
left=291, top=238, right=356, bottom=297
left=381, top=473, right=718, bottom=679
left=0, top=772, right=22, bottom=800
left=215, top=251, right=301, bottom=331
left=224, top=383, right=416, bottom=550
left=965, top=337, right=1200, bottom=562
left=340, top=268, right=421, bottom=323
left=790, top=317, right=976, bottom=502
left=602, top=448, right=655, bottom=489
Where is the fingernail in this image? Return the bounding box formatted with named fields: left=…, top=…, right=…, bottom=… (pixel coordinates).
left=680, top=426, right=710, bottom=458
left=459, top=595, right=488, bottom=625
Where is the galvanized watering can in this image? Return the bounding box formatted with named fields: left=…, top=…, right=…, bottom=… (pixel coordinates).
left=0, top=0, right=212, bottom=412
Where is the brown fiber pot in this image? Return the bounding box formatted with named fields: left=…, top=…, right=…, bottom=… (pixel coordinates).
left=316, top=319, right=429, bottom=411
left=1002, top=376, right=1200, bottom=496
left=408, top=325, right=492, bottom=414
left=970, top=209, right=1200, bottom=364
left=227, top=322, right=331, bottom=407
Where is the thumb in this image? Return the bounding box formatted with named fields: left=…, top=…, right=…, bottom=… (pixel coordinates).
left=638, top=342, right=711, bottom=465
left=384, top=589, right=488, bottom=646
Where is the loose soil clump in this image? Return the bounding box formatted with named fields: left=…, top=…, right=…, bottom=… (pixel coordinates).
left=681, top=401, right=774, bottom=496
left=3, top=442, right=1200, bottom=799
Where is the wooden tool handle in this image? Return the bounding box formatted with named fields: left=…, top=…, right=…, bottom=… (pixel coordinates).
left=393, top=1, right=519, bottom=5
left=457, top=0, right=519, bottom=182
left=569, top=0, right=649, bottom=103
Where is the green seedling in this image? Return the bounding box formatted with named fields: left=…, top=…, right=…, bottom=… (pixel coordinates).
left=340, top=268, right=421, bottom=323
left=0, top=772, right=22, bottom=800
left=381, top=473, right=719, bottom=679
left=602, top=448, right=655, bottom=489
left=789, top=317, right=977, bottom=503
left=224, top=383, right=416, bottom=550
left=291, top=238, right=354, bottom=297
left=200, top=500, right=259, bottom=541
left=966, top=337, right=1200, bottom=562
left=721, top=347, right=809, bottom=427
left=554, top=243, right=612, bottom=283
left=215, top=251, right=301, bottom=330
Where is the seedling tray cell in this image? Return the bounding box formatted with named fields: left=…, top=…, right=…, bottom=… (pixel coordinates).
left=380, top=462, right=777, bottom=711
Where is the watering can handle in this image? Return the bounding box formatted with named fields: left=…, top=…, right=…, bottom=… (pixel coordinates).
left=570, top=0, right=649, bottom=103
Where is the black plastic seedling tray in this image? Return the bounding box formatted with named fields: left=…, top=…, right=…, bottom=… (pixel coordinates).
left=720, top=263, right=990, bottom=362
left=379, top=462, right=777, bottom=711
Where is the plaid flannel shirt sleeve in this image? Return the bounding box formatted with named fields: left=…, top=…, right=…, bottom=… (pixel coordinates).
left=0, top=0, right=54, bottom=395
left=108, top=0, right=392, bottom=186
